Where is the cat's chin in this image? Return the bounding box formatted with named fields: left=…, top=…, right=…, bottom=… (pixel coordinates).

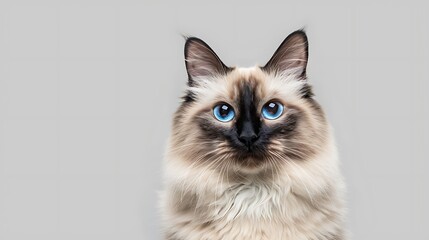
left=233, top=156, right=268, bottom=173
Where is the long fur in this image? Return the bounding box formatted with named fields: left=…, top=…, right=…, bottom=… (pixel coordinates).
left=161, top=33, right=347, bottom=240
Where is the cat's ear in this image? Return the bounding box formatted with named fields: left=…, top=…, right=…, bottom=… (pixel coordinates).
left=184, top=37, right=230, bottom=85
left=263, top=30, right=308, bottom=79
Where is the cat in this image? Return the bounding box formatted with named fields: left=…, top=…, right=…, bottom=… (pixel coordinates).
left=160, top=30, right=347, bottom=240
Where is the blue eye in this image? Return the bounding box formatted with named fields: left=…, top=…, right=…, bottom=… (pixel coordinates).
left=262, top=101, right=284, bottom=120
left=213, top=103, right=235, bottom=122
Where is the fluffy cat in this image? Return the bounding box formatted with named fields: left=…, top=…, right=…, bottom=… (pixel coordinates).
left=161, top=30, right=347, bottom=240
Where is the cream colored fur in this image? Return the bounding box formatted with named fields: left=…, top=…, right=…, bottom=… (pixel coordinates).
left=161, top=67, right=347, bottom=240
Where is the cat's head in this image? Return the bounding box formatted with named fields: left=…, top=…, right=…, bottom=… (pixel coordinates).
left=170, top=30, right=330, bottom=174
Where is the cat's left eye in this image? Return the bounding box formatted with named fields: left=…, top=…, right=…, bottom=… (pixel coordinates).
left=262, top=101, right=284, bottom=120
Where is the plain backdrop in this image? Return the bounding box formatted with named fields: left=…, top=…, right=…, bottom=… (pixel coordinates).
left=0, top=0, right=428, bottom=239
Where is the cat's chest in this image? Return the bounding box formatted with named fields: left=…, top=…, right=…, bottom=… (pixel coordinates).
left=169, top=182, right=341, bottom=240
left=208, top=183, right=288, bottom=221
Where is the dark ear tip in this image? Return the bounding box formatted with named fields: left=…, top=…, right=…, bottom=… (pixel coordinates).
left=184, top=36, right=199, bottom=57
left=291, top=29, right=307, bottom=36
left=184, top=36, right=203, bottom=45
left=184, top=36, right=212, bottom=59
left=184, top=37, right=207, bottom=49
left=288, top=29, right=308, bottom=44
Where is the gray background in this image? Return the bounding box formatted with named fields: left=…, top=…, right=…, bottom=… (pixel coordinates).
left=0, top=0, right=428, bottom=239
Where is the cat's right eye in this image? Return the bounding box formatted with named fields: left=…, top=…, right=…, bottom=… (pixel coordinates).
left=213, top=103, right=235, bottom=122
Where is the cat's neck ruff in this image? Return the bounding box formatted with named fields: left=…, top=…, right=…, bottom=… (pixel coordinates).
left=165, top=131, right=341, bottom=222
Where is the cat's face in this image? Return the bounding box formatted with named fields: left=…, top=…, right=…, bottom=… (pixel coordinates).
left=170, top=31, right=328, bottom=173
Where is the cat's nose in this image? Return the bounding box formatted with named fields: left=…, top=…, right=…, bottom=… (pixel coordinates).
left=238, top=131, right=258, bottom=149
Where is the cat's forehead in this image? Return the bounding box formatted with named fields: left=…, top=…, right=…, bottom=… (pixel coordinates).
left=226, top=67, right=264, bottom=85
left=186, top=67, right=306, bottom=112
left=192, top=67, right=305, bottom=106
left=225, top=67, right=265, bottom=99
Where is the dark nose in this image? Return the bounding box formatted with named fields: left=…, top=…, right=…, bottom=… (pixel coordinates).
left=238, top=134, right=258, bottom=149
left=238, top=125, right=258, bottom=149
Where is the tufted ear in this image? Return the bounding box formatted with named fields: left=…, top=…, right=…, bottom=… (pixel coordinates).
left=263, top=30, right=309, bottom=79
left=184, top=37, right=230, bottom=85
